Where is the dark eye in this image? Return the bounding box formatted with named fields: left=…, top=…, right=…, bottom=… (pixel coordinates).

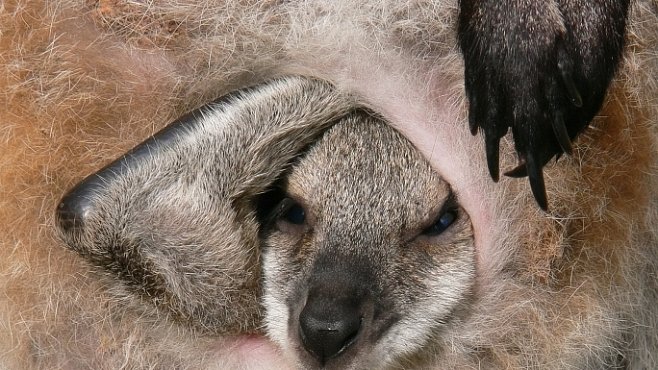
left=279, top=199, right=306, bottom=225
left=422, top=209, right=457, bottom=237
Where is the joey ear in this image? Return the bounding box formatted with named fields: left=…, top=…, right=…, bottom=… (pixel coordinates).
left=55, top=76, right=355, bottom=333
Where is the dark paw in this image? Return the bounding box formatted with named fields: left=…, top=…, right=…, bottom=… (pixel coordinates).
left=458, top=0, right=630, bottom=210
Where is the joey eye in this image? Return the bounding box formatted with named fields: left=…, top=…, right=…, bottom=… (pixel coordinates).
left=422, top=209, right=457, bottom=237
left=279, top=199, right=306, bottom=225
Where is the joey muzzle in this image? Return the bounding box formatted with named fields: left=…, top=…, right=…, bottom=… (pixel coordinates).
left=295, top=260, right=376, bottom=366
left=299, top=291, right=363, bottom=362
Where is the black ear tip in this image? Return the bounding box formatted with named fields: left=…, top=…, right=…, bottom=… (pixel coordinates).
left=56, top=184, right=97, bottom=233
left=56, top=195, right=86, bottom=232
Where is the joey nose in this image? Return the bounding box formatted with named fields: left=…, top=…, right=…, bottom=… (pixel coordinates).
left=298, top=296, right=362, bottom=363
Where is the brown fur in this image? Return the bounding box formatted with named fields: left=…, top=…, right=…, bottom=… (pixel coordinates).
left=260, top=112, right=477, bottom=369
left=1, top=0, right=657, bottom=369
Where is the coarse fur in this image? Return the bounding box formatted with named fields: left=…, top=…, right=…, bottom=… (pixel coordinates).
left=54, top=77, right=356, bottom=335
left=1, top=0, right=657, bottom=369
left=261, top=113, right=477, bottom=369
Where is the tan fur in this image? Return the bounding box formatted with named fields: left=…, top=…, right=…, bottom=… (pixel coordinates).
left=1, top=0, right=657, bottom=369
left=261, top=113, right=478, bottom=369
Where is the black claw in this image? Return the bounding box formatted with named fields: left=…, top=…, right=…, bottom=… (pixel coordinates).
left=467, top=91, right=479, bottom=135
left=526, top=153, right=548, bottom=211
left=551, top=110, right=573, bottom=155
left=485, top=135, right=501, bottom=182
left=504, top=162, right=528, bottom=178
left=469, top=111, right=479, bottom=135
left=558, top=62, right=583, bottom=108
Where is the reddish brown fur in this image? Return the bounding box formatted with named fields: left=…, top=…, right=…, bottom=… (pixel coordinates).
left=1, top=0, right=657, bottom=368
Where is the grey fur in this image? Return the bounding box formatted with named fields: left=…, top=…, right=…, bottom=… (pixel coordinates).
left=56, top=77, right=356, bottom=334
left=261, top=112, right=476, bottom=369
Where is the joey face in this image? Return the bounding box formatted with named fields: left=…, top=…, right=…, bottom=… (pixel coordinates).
left=260, top=113, right=476, bottom=369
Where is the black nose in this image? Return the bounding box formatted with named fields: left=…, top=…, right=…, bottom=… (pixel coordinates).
left=298, top=295, right=362, bottom=363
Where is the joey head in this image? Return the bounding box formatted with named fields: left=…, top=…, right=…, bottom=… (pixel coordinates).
left=260, top=112, right=475, bottom=369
